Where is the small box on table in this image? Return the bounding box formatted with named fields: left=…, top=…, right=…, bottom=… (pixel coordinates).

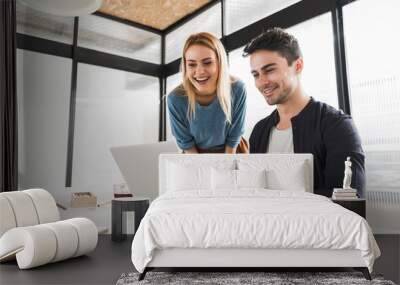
left=71, top=192, right=97, bottom=208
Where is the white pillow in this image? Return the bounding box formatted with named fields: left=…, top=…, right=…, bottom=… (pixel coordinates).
left=236, top=169, right=268, bottom=189
left=237, top=158, right=308, bottom=192
left=211, top=168, right=236, bottom=190
left=211, top=168, right=268, bottom=190
left=167, top=162, right=211, bottom=191
left=267, top=162, right=307, bottom=191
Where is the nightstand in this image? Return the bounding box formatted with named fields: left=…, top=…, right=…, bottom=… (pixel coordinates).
left=331, top=198, right=366, bottom=218
left=112, top=197, right=150, bottom=242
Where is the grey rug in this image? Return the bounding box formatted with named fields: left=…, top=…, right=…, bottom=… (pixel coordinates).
left=116, top=271, right=396, bottom=285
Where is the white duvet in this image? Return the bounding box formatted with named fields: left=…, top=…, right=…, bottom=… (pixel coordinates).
left=131, top=190, right=380, bottom=273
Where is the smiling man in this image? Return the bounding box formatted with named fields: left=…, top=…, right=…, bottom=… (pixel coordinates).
left=243, top=27, right=365, bottom=197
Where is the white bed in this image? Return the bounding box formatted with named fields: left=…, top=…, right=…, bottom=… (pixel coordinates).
left=131, top=154, right=380, bottom=280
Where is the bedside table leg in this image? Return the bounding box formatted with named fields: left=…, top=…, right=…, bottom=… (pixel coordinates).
left=112, top=203, right=124, bottom=241
left=134, top=202, right=149, bottom=235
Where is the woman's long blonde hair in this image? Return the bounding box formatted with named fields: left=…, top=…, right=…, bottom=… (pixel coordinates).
left=180, top=32, right=233, bottom=124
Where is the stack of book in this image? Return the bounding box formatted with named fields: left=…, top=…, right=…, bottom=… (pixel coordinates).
left=332, top=188, right=358, bottom=200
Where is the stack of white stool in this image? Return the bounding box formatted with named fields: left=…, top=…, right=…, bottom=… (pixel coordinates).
left=0, top=188, right=98, bottom=269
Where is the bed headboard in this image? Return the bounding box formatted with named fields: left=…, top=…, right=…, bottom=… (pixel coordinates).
left=159, top=154, right=313, bottom=195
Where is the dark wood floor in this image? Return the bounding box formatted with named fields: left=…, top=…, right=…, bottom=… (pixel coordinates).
left=374, top=234, right=400, bottom=284
left=1, top=235, right=398, bottom=285
left=0, top=236, right=134, bottom=285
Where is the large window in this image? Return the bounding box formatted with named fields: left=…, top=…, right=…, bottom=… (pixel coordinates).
left=287, top=12, right=338, bottom=109
left=229, top=13, right=338, bottom=139
left=78, top=14, right=161, bottom=64
left=229, top=48, right=274, bottom=139
left=166, top=73, right=182, bottom=141
left=225, top=0, right=300, bottom=34
left=343, top=0, right=400, bottom=233
left=165, top=3, right=221, bottom=63
left=71, top=64, right=159, bottom=204
left=17, top=50, right=71, bottom=193
left=16, top=1, right=74, bottom=44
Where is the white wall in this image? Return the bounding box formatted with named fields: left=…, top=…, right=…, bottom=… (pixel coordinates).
left=17, top=49, right=70, bottom=198
left=67, top=63, right=159, bottom=229
left=17, top=50, right=159, bottom=232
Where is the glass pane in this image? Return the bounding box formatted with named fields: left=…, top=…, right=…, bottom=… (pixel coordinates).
left=343, top=0, right=400, bottom=233
left=229, top=49, right=274, bottom=140
left=287, top=13, right=338, bottom=109
left=72, top=64, right=159, bottom=203
left=229, top=13, right=338, bottom=139
left=17, top=50, right=71, bottom=190
left=16, top=1, right=74, bottom=44
left=166, top=3, right=221, bottom=63
left=166, top=73, right=183, bottom=141
left=78, top=14, right=161, bottom=64
left=166, top=73, right=182, bottom=94
left=225, top=0, right=300, bottom=34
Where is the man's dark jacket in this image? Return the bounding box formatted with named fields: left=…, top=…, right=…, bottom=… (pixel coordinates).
left=249, top=98, right=365, bottom=197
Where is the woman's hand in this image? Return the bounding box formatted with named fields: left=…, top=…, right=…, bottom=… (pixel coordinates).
left=225, top=146, right=237, bottom=154
left=183, top=146, right=199, bottom=154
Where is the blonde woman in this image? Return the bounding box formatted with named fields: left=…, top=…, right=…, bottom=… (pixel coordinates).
left=167, top=32, right=248, bottom=153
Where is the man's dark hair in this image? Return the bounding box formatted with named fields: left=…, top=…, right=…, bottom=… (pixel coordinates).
left=243, top=27, right=302, bottom=65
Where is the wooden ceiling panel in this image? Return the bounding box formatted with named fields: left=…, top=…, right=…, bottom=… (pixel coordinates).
left=98, top=0, right=212, bottom=31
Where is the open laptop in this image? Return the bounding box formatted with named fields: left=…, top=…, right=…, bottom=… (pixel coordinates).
left=110, top=141, right=179, bottom=200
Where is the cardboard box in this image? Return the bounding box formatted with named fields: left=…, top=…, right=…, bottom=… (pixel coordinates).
left=71, top=192, right=97, bottom=208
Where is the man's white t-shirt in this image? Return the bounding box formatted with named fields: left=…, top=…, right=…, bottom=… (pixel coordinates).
left=267, top=127, right=294, bottom=153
